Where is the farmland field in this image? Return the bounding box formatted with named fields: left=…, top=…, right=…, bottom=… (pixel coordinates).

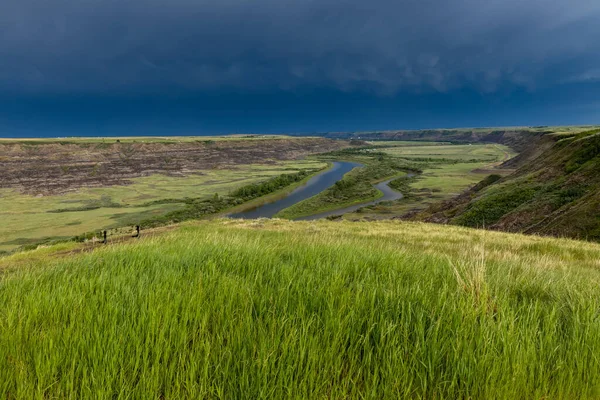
left=378, top=142, right=515, bottom=195
left=375, top=141, right=512, bottom=161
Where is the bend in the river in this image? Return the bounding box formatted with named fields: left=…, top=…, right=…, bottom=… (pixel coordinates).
left=229, top=161, right=411, bottom=220
left=296, top=174, right=413, bottom=221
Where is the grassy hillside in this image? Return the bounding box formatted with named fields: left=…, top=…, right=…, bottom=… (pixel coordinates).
left=418, top=129, right=600, bottom=240
left=2, top=219, right=600, bottom=398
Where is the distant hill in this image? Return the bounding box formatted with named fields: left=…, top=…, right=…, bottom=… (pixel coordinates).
left=415, top=128, right=600, bottom=240
left=300, top=125, right=593, bottom=148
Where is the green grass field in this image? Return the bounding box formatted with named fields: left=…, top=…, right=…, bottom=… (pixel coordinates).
left=411, top=162, right=503, bottom=193
left=1, top=218, right=600, bottom=398
left=377, top=142, right=512, bottom=161
left=0, top=160, right=325, bottom=252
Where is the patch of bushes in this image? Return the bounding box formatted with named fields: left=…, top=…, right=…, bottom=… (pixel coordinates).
left=232, top=170, right=312, bottom=200
left=141, top=170, right=317, bottom=228
left=73, top=231, right=104, bottom=243
left=552, top=185, right=588, bottom=208
left=326, top=177, right=377, bottom=203
left=323, top=146, right=377, bottom=156
left=471, top=174, right=502, bottom=192
left=140, top=195, right=237, bottom=228
left=48, top=195, right=122, bottom=213
left=139, top=198, right=190, bottom=207
left=564, top=134, right=600, bottom=173
left=454, top=182, right=542, bottom=228
left=48, top=205, right=103, bottom=213
left=389, top=176, right=417, bottom=199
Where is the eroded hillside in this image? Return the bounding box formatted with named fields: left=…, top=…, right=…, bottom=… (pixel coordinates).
left=416, top=129, right=600, bottom=240
left=0, top=137, right=348, bottom=195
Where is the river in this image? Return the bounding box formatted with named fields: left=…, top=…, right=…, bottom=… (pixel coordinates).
left=229, top=161, right=407, bottom=220
left=229, top=161, right=361, bottom=219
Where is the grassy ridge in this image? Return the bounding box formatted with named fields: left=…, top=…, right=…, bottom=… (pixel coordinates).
left=2, top=219, right=600, bottom=398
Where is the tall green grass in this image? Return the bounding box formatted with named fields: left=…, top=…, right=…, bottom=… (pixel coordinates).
left=1, top=219, right=600, bottom=398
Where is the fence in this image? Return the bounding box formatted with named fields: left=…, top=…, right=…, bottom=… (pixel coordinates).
left=87, top=225, right=142, bottom=245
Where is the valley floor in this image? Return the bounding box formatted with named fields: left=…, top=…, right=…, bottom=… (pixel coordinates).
left=0, top=137, right=512, bottom=253
left=0, top=136, right=336, bottom=252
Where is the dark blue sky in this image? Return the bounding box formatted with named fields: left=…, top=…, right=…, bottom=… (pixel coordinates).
left=1, top=0, right=599, bottom=137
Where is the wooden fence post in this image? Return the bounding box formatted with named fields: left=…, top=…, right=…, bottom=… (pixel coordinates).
left=103, top=230, right=107, bottom=244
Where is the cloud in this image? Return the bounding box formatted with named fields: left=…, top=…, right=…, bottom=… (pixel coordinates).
left=562, top=69, right=600, bottom=84
left=1, top=0, right=599, bottom=95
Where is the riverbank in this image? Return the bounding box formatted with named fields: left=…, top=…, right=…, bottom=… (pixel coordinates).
left=297, top=174, right=413, bottom=220
left=229, top=161, right=362, bottom=219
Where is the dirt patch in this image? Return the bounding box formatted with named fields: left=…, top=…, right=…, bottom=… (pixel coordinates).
left=0, top=138, right=349, bottom=195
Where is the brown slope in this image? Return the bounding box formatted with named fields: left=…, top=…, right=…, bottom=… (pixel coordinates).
left=0, top=137, right=350, bottom=195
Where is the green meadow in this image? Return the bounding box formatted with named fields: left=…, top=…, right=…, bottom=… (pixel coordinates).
left=1, top=219, right=600, bottom=398
left=377, top=142, right=513, bottom=161
left=378, top=142, right=514, bottom=195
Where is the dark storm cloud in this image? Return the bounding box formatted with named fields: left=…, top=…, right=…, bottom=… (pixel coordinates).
left=1, top=0, right=600, bottom=95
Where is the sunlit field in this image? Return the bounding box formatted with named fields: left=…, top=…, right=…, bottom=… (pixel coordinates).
left=2, top=218, right=600, bottom=398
